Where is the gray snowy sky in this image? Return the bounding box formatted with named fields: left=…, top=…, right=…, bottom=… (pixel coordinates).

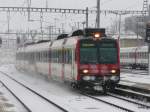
left=0, top=0, right=143, bottom=10
left=0, top=0, right=145, bottom=34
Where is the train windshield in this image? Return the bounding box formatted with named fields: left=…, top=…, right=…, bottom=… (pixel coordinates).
left=80, top=47, right=98, bottom=64
left=99, top=43, right=117, bottom=64
left=80, top=40, right=118, bottom=64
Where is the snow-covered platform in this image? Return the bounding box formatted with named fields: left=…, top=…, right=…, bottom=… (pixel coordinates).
left=120, top=71, right=150, bottom=93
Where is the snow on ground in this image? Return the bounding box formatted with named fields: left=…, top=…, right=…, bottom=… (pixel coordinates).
left=0, top=72, right=63, bottom=112
left=0, top=47, right=15, bottom=66
left=120, top=71, right=150, bottom=85
left=0, top=46, right=150, bottom=111
left=0, top=64, right=150, bottom=112
left=0, top=64, right=124, bottom=112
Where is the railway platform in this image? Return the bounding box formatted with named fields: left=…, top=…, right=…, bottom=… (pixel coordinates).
left=119, top=71, right=150, bottom=94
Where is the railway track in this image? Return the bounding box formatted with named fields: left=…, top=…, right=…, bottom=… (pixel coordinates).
left=0, top=80, right=32, bottom=112
left=1, top=70, right=150, bottom=112
left=121, top=69, right=148, bottom=75
left=114, top=86, right=150, bottom=101
left=81, top=92, right=150, bottom=112
left=107, top=92, right=150, bottom=108
left=0, top=71, right=69, bottom=112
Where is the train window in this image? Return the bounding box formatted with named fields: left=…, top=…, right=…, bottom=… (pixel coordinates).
left=58, top=50, right=62, bottom=63
left=37, top=52, right=39, bottom=61
left=132, top=53, right=134, bottom=58
left=45, top=51, right=47, bottom=62
left=146, top=52, right=148, bottom=58
left=66, top=50, right=68, bottom=63
left=129, top=53, right=131, bottom=58
left=145, top=52, right=147, bottom=59
left=138, top=52, right=140, bottom=58
left=49, top=50, right=51, bottom=61
left=141, top=53, right=144, bottom=59
left=61, top=50, right=63, bottom=63
left=38, top=52, right=40, bottom=61
left=53, top=50, right=54, bottom=62
left=69, top=50, right=72, bottom=64
left=40, top=52, right=42, bottom=62
left=54, top=50, right=56, bottom=63
left=56, top=50, right=58, bottom=63
left=51, top=50, right=53, bottom=62
left=64, top=50, right=66, bottom=63
left=56, top=50, right=57, bottom=63
left=41, top=51, right=44, bottom=62
left=43, top=51, right=45, bottom=62
left=137, top=52, right=138, bottom=58
left=120, top=53, right=121, bottom=58
left=139, top=52, right=141, bottom=58
left=51, top=50, right=54, bottom=62
left=46, top=51, right=48, bottom=62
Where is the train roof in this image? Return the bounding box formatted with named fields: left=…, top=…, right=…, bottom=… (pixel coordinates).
left=24, top=41, right=50, bottom=52
left=56, top=34, right=68, bottom=40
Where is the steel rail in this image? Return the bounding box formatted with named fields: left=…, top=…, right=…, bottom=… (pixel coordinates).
left=0, top=71, right=68, bottom=112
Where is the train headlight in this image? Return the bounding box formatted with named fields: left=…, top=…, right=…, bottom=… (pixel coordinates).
left=111, top=70, right=116, bottom=74
left=94, top=33, right=100, bottom=38
left=83, top=69, right=89, bottom=74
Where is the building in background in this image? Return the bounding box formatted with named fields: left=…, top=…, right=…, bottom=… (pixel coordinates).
left=113, top=33, right=146, bottom=48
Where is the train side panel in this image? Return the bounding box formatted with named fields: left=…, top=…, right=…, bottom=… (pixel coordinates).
left=50, top=39, right=64, bottom=81
left=63, top=38, right=78, bottom=82
left=120, top=46, right=148, bottom=69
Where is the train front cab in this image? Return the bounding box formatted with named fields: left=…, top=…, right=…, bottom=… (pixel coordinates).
left=75, top=37, right=120, bottom=92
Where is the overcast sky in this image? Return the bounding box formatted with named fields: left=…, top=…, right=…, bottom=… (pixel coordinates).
left=0, top=0, right=146, bottom=36
left=0, top=0, right=143, bottom=10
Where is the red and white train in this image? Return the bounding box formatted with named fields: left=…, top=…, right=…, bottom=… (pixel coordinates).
left=120, top=46, right=148, bottom=69
left=16, top=28, right=120, bottom=92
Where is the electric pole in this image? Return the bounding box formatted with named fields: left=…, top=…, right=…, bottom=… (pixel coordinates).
left=97, top=0, right=100, bottom=28
left=7, top=11, right=10, bottom=48
left=86, top=7, right=88, bottom=28
left=27, top=0, right=31, bottom=21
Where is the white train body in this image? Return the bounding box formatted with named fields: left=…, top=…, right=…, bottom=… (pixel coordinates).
left=120, top=46, right=148, bottom=69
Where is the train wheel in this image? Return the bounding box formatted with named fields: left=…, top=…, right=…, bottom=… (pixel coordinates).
left=71, top=83, right=78, bottom=89
left=102, top=85, right=107, bottom=94
left=109, top=85, right=115, bottom=92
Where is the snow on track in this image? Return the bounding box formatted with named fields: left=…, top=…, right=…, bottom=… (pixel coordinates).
left=1, top=64, right=150, bottom=112
left=0, top=72, right=64, bottom=112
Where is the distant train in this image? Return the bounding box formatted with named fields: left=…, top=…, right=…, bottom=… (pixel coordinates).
left=16, top=28, right=120, bottom=93
left=120, top=46, right=148, bottom=69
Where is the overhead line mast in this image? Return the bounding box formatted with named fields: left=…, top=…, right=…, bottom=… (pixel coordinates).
left=97, top=0, right=100, bottom=28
